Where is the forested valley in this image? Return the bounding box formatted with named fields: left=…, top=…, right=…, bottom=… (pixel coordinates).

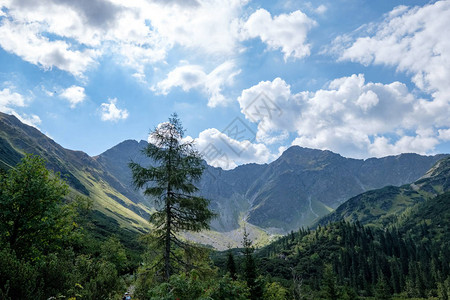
left=1, top=116, right=450, bottom=299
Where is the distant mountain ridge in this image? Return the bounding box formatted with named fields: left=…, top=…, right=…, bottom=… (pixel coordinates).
left=0, top=112, right=151, bottom=233
left=95, top=135, right=448, bottom=233
left=1, top=112, right=448, bottom=247
left=316, top=155, right=450, bottom=227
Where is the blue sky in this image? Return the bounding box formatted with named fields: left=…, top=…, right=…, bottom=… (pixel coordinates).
left=0, top=0, right=449, bottom=169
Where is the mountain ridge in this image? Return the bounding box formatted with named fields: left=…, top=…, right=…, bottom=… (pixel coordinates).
left=0, top=112, right=151, bottom=233
left=1, top=111, right=448, bottom=248
left=315, top=155, right=450, bottom=227
left=96, top=135, right=448, bottom=233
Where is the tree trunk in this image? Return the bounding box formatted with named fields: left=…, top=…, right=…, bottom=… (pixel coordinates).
left=164, top=195, right=171, bottom=281
left=164, top=145, right=173, bottom=281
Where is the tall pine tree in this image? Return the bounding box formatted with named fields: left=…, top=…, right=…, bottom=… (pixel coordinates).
left=226, top=249, right=237, bottom=280
left=129, top=113, right=215, bottom=281
left=242, top=227, right=263, bottom=300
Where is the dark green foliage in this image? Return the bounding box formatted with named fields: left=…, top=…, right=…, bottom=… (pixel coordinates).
left=375, top=274, right=391, bottom=300
left=242, top=228, right=264, bottom=300
left=0, top=154, right=128, bottom=299
left=0, top=247, right=42, bottom=299
left=241, top=193, right=450, bottom=298
left=129, top=113, right=215, bottom=281
left=100, top=236, right=129, bottom=274
left=317, top=156, right=450, bottom=230
left=209, top=273, right=250, bottom=300
left=227, top=249, right=237, bottom=280
left=141, top=272, right=249, bottom=300
left=322, top=264, right=340, bottom=300
left=0, top=154, right=69, bottom=259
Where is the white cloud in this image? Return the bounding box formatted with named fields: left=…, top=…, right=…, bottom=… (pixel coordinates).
left=147, top=121, right=182, bottom=146
left=0, top=88, right=26, bottom=110
left=0, top=0, right=248, bottom=77
left=188, top=128, right=274, bottom=169
left=438, top=129, right=450, bottom=141
left=315, top=5, right=327, bottom=15
left=241, top=8, right=316, bottom=60
left=335, top=1, right=450, bottom=129
left=0, top=87, right=41, bottom=127
left=99, top=98, right=129, bottom=122
left=0, top=20, right=99, bottom=77
left=155, top=61, right=240, bottom=107
left=60, top=86, right=86, bottom=108
left=239, top=74, right=446, bottom=158
left=126, top=0, right=244, bottom=56
left=369, top=130, right=440, bottom=157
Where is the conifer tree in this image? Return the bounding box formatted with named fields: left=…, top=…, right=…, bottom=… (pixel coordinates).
left=129, top=113, right=215, bottom=281
left=322, top=264, right=339, bottom=300
left=226, top=249, right=237, bottom=280
left=241, top=227, right=263, bottom=300
left=375, top=274, right=391, bottom=300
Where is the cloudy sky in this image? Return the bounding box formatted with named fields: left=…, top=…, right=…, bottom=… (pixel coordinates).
left=1, top=0, right=449, bottom=169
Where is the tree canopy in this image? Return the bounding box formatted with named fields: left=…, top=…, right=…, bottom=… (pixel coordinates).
left=129, top=113, right=215, bottom=281
left=0, top=153, right=69, bottom=259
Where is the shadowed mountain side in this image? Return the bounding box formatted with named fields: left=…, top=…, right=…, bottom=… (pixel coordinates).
left=243, top=146, right=447, bottom=231
left=97, top=137, right=447, bottom=233
left=316, top=156, right=450, bottom=228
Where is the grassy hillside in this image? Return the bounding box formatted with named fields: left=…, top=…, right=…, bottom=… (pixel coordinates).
left=316, top=156, right=450, bottom=228
left=213, top=192, right=450, bottom=299
left=0, top=112, right=151, bottom=233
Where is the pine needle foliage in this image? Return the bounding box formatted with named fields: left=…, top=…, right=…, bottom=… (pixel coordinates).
left=129, top=113, right=215, bottom=281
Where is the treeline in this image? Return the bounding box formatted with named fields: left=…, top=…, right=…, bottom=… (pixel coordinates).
left=0, top=154, right=141, bottom=299
left=247, top=194, right=450, bottom=299
left=2, top=152, right=450, bottom=299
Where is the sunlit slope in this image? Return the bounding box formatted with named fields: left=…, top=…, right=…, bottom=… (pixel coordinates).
left=0, top=112, right=150, bottom=233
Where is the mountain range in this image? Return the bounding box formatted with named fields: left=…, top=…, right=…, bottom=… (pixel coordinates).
left=316, top=154, right=450, bottom=228
left=1, top=111, right=448, bottom=248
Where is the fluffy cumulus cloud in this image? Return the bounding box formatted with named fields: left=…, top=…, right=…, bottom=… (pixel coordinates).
left=0, top=0, right=248, bottom=78
left=60, top=86, right=86, bottom=108
left=438, top=129, right=450, bottom=142
left=0, top=87, right=41, bottom=127
left=0, top=0, right=317, bottom=80
left=368, top=129, right=440, bottom=158
left=186, top=128, right=275, bottom=169
left=121, top=0, right=244, bottom=56
left=155, top=61, right=240, bottom=107
left=238, top=74, right=446, bottom=158
left=99, top=98, right=129, bottom=122
left=0, top=0, right=101, bottom=77
left=335, top=1, right=450, bottom=129
left=0, top=88, right=26, bottom=111
left=241, top=8, right=316, bottom=60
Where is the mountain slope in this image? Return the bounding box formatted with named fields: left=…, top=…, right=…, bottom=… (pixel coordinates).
left=0, top=112, right=150, bottom=233
left=316, top=156, right=450, bottom=227
left=238, top=192, right=450, bottom=299
left=96, top=137, right=447, bottom=233
left=1, top=111, right=447, bottom=248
